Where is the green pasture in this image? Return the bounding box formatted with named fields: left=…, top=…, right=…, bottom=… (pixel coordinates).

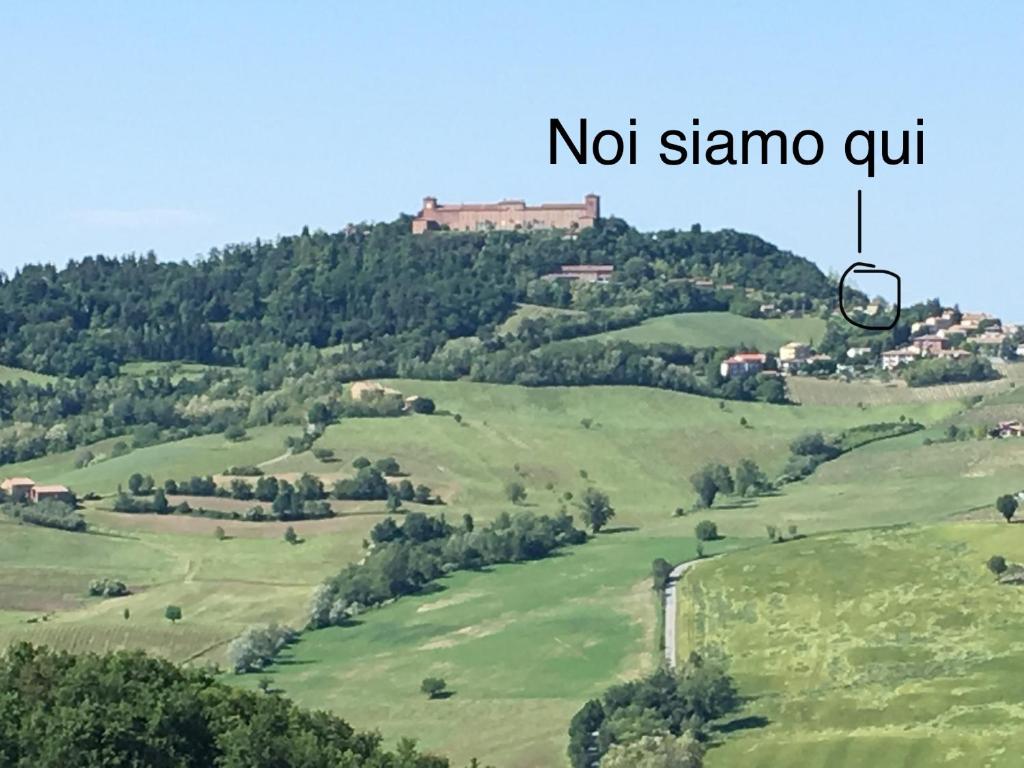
left=678, top=522, right=1024, bottom=768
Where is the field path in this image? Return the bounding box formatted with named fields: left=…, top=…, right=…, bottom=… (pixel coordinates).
left=664, top=556, right=716, bottom=669
left=258, top=450, right=292, bottom=468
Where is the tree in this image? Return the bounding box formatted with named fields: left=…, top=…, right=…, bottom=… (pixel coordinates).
left=123, top=607, right=130, bottom=620
left=420, top=677, right=448, bottom=699
left=313, top=447, right=335, bottom=462
left=505, top=480, right=527, bottom=505
left=214, top=526, right=226, bottom=541
left=352, top=456, right=371, bottom=469
left=710, top=464, right=734, bottom=495
left=385, top=492, right=402, bottom=514
left=407, top=396, right=435, bottom=414
left=689, top=467, right=719, bottom=508
left=601, top=733, right=704, bottom=768
left=695, top=520, right=719, bottom=541
left=284, top=526, right=299, bottom=544
left=734, top=458, right=767, bottom=496
left=128, top=473, right=145, bottom=496
left=165, top=605, right=182, bottom=624
left=579, top=487, right=615, bottom=533
left=151, top=488, right=169, bottom=514
left=695, top=541, right=705, bottom=558
left=987, top=555, right=1008, bottom=576
left=651, top=558, right=673, bottom=591
left=997, top=495, right=1018, bottom=523
left=375, top=457, right=401, bottom=475
left=224, top=424, right=247, bottom=442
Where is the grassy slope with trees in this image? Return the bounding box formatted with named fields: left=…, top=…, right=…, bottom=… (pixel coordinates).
left=677, top=524, right=1024, bottom=768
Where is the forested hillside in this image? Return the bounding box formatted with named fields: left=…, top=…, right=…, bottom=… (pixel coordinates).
left=0, top=217, right=831, bottom=376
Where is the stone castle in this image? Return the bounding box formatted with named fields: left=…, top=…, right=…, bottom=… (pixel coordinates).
left=411, top=194, right=599, bottom=234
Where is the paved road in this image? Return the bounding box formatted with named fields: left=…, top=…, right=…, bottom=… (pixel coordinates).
left=663, top=557, right=715, bottom=669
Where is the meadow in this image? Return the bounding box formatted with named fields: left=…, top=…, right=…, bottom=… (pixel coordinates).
left=677, top=522, right=1024, bottom=768
left=561, top=311, right=826, bottom=350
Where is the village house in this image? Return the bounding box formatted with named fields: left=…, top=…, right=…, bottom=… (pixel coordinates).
left=779, top=342, right=811, bottom=363
left=411, top=194, right=599, bottom=234
left=720, top=352, right=768, bottom=379
left=29, top=484, right=74, bottom=504
left=1, top=477, right=36, bottom=502
left=542, top=264, right=615, bottom=284
left=914, top=334, right=949, bottom=355
left=881, top=346, right=923, bottom=370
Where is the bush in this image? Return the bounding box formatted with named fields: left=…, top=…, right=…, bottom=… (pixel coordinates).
left=694, top=520, right=719, bottom=541
left=228, top=623, right=298, bottom=673
left=374, top=457, right=401, bottom=475
left=420, top=677, right=448, bottom=699
left=407, top=396, right=436, bottom=414
left=224, top=465, right=264, bottom=476
left=224, top=424, right=247, bottom=442
left=988, top=555, right=1008, bottom=576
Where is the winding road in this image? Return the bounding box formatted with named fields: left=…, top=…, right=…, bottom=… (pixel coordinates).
left=663, top=557, right=716, bottom=669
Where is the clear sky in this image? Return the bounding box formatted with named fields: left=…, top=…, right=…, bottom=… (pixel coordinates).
left=1, top=2, right=1020, bottom=319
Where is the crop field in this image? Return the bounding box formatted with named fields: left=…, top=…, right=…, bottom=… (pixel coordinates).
left=677, top=523, right=1024, bottom=768
left=497, top=302, right=584, bottom=334
left=566, top=311, right=826, bottom=350
left=243, top=523, right=733, bottom=768
left=787, top=367, right=1024, bottom=406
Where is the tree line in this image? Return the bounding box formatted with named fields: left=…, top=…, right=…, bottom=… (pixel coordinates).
left=308, top=510, right=589, bottom=629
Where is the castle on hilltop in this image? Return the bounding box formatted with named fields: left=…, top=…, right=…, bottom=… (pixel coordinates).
left=411, top=194, right=599, bottom=234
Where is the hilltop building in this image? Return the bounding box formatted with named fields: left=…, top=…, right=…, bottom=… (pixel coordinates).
left=1, top=477, right=35, bottom=502
left=411, top=194, right=599, bottom=234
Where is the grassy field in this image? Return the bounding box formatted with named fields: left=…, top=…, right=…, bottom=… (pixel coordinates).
left=677, top=522, right=1024, bottom=768
left=244, top=524, right=733, bottom=768
left=497, top=302, right=584, bottom=334
left=0, top=509, right=382, bottom=664
left=0, top=364, right=57, bottom=386
left=562, top=311, right=826, bottom=350
left=264, top=380, right=963, bottom=525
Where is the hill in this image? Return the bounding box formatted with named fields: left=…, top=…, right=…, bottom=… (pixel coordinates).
left=0, top=220, right=831, bottom=376
left=676, top=522, right=1024, bottom=767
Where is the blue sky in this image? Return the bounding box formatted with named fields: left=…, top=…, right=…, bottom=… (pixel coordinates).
left=1, top=2, right=1020, bottom=319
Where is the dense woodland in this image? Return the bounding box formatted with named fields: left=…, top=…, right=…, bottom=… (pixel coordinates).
left=0, top=643, right=467, bottom=768
left=0, top=217, right=832, bottom=376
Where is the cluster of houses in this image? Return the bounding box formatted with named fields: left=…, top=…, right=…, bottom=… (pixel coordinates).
left=0, top=477, right=74, bottom=504
left=349, top=380, right=428, bottom=412
left=881, top=309, right=1021, bottom=371
left=719, top=342, right=836, bottom=379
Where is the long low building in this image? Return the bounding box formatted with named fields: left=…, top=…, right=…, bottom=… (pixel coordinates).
left=412, top=194, right=599, bottom=233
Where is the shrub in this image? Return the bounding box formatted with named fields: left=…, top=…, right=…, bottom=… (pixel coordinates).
left=988, top=555, right=1008, bottom=575
left=694, top=520, right=719, bottom=541
left=420, top=677, right=448, bottom=699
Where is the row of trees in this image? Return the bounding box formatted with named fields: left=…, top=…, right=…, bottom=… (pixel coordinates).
left=309, top=510, right=589, bottom=629
left=689, top=459, right=769, bottom=509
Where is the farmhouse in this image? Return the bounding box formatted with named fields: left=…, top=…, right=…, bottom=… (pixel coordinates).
left=1, top=477, right=36, bottom=502
left=29, top=484, right=74, bottom=504
left=542, top=264, right=614, bottom=284
left=720, top=352, right=767, bottom=378
left=411, top=194, right=599, bottom=234
left=779, top=342, right=811, bottom=363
